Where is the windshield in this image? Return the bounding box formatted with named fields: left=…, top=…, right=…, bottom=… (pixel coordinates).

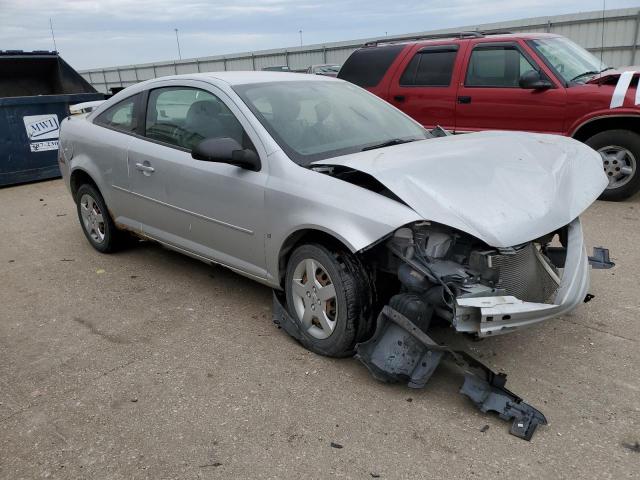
left=528, top=37, right=609, bottom=84
left=233, top=80, right=430, bottom=165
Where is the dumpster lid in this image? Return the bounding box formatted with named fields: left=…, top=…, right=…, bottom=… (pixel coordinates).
left=0, top=50, right=97, bottom=99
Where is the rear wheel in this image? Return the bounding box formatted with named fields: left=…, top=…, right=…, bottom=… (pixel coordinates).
left=585, top=129, right=640, bottom=201
left=284, top=244, right=372, bottom=357
left=75, top=184, right=122, bottom=253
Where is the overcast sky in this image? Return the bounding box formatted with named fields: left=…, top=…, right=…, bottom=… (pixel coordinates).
left=1, top=0, right=637, bottom=70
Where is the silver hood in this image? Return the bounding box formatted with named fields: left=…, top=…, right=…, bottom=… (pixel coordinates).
left=313, top=131, right=608, bottom=247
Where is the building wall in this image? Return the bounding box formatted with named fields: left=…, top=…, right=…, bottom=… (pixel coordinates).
left=81, top=7, right=640, bottom=93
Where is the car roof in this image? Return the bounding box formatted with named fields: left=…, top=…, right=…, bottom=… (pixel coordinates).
left=93, top=71, right=340, bottom=116
left=148, top=71, right=339, bottom=86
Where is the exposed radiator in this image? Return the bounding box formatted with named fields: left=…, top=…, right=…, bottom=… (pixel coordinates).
left=492, top=243, right=559, bottom=304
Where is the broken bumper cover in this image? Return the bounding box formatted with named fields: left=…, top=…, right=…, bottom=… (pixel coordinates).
left=454, top=218, right=591, bottom=337
left=273, top=291, right=548, bottom=441
left=355, top=305, right=548, bottom=441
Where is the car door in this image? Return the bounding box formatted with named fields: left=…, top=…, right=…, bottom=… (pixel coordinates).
left=90, top=93, right=143, bottom=228
left=454, top=41, right=567, bottom=133
left=387, top=44, right=462, bottom=130
left=127, top=81, right=269, bottom=279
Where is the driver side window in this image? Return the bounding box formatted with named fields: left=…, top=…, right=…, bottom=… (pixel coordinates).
left=145, top=87, right=249, bottom=151
left=465, top=46, right=537, bottom=87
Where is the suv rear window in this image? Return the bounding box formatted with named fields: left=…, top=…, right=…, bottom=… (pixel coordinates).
left=338, top=45, right=404, bottom=88
left=400, top=47, right=458, bottom=86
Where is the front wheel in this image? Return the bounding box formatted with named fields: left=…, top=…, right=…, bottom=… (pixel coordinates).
left=585, top=129, right=640, bottom=201
left=284, top=244, right=372, bottom=357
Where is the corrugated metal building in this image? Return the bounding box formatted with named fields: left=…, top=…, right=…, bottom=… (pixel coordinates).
left=81, top=7, right=640, bottom=93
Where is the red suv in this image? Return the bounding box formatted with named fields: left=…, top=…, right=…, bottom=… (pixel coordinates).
left=338, top=32, right=640, bottom=200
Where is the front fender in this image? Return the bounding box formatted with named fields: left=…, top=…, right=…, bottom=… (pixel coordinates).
left=264, top=164, right=422, bottom=283
left=569, top=110, right=640, bottom=137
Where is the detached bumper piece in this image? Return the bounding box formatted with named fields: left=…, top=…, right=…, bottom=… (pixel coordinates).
left=272, top=291, right=547, bottom=441
left=355, top=304, right=547, bottom=441
left=588, top=247, right=615, bottom=269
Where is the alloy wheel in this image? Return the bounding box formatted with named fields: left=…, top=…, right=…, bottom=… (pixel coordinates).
left=599, top=145, right=636, bottom=189
left=79, top=193, right=106, bottom=244
left=291, top=258, right=338, bottom=339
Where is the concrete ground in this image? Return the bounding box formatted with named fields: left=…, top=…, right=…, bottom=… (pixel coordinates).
left=0, top=179, right=638, bottom=480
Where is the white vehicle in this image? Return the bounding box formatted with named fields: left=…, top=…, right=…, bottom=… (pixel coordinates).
left=69, top=100, right=105, bottom=115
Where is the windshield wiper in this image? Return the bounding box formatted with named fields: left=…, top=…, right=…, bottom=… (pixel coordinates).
left=570, top=67, right=613, bottom=83
left=361, top=138, right=417, bottom=152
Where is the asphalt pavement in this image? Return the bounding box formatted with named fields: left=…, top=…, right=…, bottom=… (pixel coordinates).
left=1, top=179, right=638, bottom=479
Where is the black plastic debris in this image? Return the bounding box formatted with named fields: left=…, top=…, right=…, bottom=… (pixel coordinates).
left=273, top=292, right=548, bottom=441
left=588, top=247, right=615, bottom=269
left=622, top=441, right=640, bottom=453
left=356, top=305, right=547, bottom=441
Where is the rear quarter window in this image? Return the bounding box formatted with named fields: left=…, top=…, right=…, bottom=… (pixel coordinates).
left=94, top=95, right=139, bottom=133
left=338, top=45, right=405, bottom=88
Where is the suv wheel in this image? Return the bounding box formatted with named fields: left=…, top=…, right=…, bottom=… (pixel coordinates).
left=284, top=244, right=372, bottom=358
left=585, top=129, right=640, bottom=201
left=75, top=184, right=121, bottom=253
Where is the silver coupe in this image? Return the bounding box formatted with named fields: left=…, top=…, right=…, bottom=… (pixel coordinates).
left=59, top=72, right=609, bottom=359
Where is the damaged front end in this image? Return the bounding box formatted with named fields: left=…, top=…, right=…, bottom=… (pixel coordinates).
left=381, top=217, right=609, bottom=337
left=273, top=218, right=612, bottom=441
left=352, top=218, right=612, bottom=440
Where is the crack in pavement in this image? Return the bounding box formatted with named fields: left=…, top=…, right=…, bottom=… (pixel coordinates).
left=73, top=317, right=130, bottom=344
left=562, top=318, right=638, bottom=344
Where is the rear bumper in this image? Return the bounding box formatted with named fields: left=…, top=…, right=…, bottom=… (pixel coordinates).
left=453, top=218, right=589, bottom=337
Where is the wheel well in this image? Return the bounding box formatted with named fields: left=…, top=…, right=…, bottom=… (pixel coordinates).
left=69, top=169, right=98, bottom=201
left=573, top=116, right=640, bottom=142
left=278, top=229, right=353, bottom=287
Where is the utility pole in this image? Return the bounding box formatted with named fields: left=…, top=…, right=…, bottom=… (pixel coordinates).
left=299, top=29, right=303, bottom=47
left=599, top=0, right=606, bottom=69
left=49, top=18, right=58, bottom=52
left=174, top=28, right=182, bottom=60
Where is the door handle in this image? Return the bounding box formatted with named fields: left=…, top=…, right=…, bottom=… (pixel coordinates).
left=457, top=96, right=472, bottom=104
left=394, top=95, right=406, bottom=102
left=135, top=162, right=155, bottom=174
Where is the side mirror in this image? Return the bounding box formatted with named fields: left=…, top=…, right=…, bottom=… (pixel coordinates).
left=191, top=137, right=261, bottom=172
left=519, top=70, right=553, bottom=90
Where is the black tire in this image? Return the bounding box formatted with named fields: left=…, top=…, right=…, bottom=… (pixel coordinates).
left=75, top=184, right=122, bottom=253
left=585, top=129, right=640, bottom=201
left=284, top=243, right=372, bottom=358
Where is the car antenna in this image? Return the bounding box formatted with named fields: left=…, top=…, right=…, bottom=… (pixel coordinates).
left=598, top=0, right=606, bottom=77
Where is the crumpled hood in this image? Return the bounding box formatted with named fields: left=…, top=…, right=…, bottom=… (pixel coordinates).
left=312, top=131, right=608, bottom=247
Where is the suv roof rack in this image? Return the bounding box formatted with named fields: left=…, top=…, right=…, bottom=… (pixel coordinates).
left=363, top=31, right=513, bottom=47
